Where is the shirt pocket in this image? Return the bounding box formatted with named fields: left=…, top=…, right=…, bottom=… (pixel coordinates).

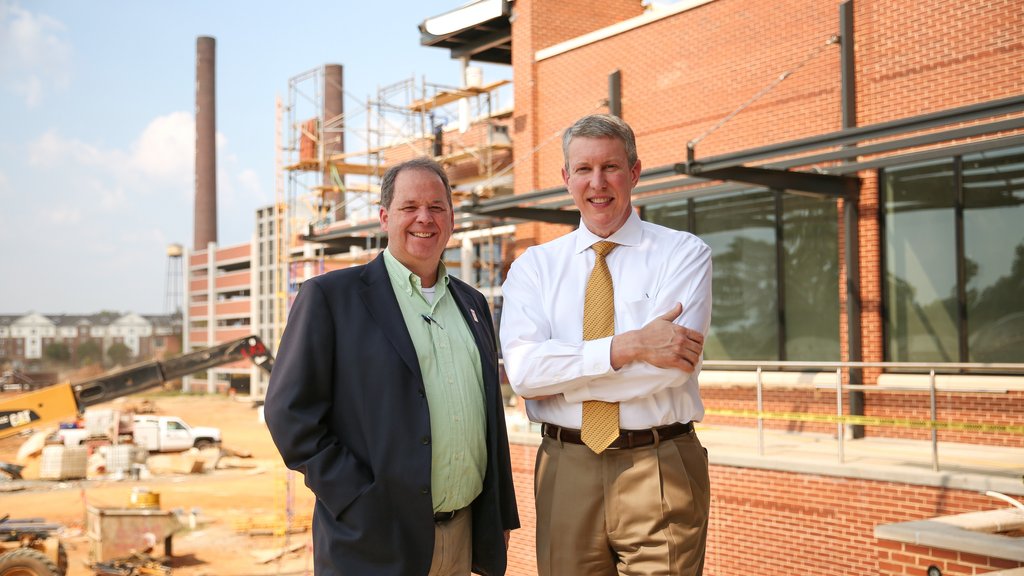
left=621, top=293, right=654, bottom=328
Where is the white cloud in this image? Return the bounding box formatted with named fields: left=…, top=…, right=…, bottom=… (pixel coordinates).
left=0, top=1, right=73, bottom=107
left=2, top=109, right=268, bottom=312
left=28, top=112, right=194, bottom=205
left=134, top=111, right=194, bottom=184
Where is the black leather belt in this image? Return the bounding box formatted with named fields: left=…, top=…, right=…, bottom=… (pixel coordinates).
left=433, top=510, right=457, bottom=523
left=542, top=421, right=693, bottom=450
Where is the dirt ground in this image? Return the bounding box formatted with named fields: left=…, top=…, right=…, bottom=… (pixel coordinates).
left=0, top=393, right=318, bottom=576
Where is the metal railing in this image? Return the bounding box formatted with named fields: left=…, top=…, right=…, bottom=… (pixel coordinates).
left=701, top=360, right=1024, bottom=472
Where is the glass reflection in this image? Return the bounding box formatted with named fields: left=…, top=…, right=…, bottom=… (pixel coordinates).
left=963, top=147, right=1024, bottom=362
left=695, top=191, right=778, bottom=360
left=783, top=194, right=839, bottom=360
left=884, top=159, right=958, bottom=362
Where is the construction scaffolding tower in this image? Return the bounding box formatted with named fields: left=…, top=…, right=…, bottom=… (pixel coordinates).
left=278, top=65, right=515, bottom=311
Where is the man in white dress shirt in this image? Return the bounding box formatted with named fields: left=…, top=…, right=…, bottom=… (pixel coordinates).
left=500, top=114, right=712, bottom=576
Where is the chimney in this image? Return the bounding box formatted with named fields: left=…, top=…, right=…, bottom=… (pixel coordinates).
left=194, top=36, right=217, bottom=249
left=322, top=64, right=344, bottom=218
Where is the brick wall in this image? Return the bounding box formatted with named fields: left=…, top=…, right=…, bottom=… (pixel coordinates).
left=855, top=0, right=1024, bottom=124
left=508, top=0, right=1024, bottom=446
left=506, top=441, right=1021, bottom=576
left=877, top=541, right=1024, bottom=576
left=507, top=443, right=539, bottom=576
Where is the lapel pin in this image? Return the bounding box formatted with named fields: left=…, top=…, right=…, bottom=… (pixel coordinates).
left=471, top=309, right=479, bottom=323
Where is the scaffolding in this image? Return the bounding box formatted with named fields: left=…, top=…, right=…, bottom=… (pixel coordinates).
left=276, top=65, right=515, bottom=312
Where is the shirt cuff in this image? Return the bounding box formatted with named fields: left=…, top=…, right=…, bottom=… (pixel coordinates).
left=563, top=337, right=613, bottom=404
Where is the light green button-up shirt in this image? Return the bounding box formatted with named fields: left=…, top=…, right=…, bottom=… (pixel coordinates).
left=383, top=248, right=486, bottom=513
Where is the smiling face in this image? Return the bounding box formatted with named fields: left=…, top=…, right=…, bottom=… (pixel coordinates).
left=379, top=167, right=454, bottom=287
left=562, top=135, right=641, bottom=238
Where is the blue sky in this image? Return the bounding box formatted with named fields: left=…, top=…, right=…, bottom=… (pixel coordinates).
left=0, top=0, right=510, bottom=314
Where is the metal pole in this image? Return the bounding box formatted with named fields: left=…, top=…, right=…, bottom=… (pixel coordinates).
left=930, top=369, right=939, bottom=471
left=756, top=366, right=764, bottom=456
left=840, top=0, right=865, bottom=439
left=608, top=70, right=622, bottom=118
left=837, top=368, right=845, bottom=464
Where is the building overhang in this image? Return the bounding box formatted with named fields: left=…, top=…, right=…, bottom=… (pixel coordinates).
left=302, top=93, right=1024, bottom=250
left=465, top=92, right=1024, bottom=217
left=419, top=0, right=513, bottom=64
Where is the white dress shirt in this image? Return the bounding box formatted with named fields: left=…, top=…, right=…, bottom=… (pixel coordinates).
left=500, top=210, right=713, bottom=429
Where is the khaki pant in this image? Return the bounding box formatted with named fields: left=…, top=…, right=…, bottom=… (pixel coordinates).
left=427, top=507, right=472, bottom=576
left=534, top=430, right=710, bottom=576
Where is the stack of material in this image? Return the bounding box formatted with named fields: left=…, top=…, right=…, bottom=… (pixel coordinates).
left=104, top=444, right=148, bottom=474
left=39, top=445, right=87, bottom=480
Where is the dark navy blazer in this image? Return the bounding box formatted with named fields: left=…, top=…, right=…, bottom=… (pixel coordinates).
left=265, top=254, right=519, bottom=575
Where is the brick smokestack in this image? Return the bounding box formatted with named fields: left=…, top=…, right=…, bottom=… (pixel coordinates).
left=194, top=36, right=217, bottom=249
left=323, top=64, right=344, bottom=218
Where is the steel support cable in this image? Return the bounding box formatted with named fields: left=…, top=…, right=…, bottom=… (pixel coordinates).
left=687, top=35, right=841, bottom=161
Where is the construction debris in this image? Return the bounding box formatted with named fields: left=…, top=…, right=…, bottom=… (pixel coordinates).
left=90, top=552, right=170, bottom=576
left=249, top=540, right=305, bottom=564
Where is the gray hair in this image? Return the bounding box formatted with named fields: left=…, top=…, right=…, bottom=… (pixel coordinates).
left=379, top=157, right=453, bottom=209
left=561, top=114, right=638, bottom=170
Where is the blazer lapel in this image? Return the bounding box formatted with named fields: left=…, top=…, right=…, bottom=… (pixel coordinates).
left=359, top=254, right=423, bottom=381
left=449, top=281, right=496, bottom=370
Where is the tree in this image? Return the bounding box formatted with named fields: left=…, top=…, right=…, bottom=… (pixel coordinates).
left=75, top=340, right=103, bottom=367
left=107, top=342, right=133, bottom=366
left=43, top=342, right=71, bottom=365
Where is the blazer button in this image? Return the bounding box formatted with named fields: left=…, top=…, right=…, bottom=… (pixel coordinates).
left=418, top=388, right=426, bottom=398
left=421, top=487, right=430, bottom=495
left=421, top=435, right=431, bottom=445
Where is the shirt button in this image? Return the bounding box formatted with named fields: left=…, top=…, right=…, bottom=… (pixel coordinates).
left=421, top=435, right=431, bottom=445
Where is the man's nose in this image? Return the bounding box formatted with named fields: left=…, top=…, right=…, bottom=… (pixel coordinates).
left=590, top=170, right=607, bottom=189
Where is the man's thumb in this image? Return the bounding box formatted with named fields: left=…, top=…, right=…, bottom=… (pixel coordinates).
left=658, top=302, right=684, bottom=322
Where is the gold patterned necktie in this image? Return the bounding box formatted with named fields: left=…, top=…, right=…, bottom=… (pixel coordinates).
left=581, top=240, right=619, bottom=454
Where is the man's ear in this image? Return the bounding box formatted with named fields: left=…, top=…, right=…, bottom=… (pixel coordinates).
left=379, top=206, right=389, bottom=232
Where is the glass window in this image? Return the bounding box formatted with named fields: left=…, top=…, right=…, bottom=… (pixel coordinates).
left=963, top=146, right=1024, bottom=362
left=646, top=198, right=690, bottom=232
left=883, top=159, right=958, bottom=362
left=782, top=194, right=839, bottom=360
left=695, top=191, right=779, bottom=360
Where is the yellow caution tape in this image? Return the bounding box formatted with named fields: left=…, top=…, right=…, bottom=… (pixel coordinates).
left=704, top=409, right=1024, bottom=434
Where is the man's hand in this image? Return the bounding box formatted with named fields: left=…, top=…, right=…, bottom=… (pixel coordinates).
left=610, top=303, right=704, bottom=371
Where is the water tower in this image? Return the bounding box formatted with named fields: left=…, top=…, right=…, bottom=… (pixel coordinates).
left=165, top=243, right=184, bottom=316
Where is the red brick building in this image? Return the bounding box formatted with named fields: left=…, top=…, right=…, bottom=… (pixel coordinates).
left=287, top=0, right=1023, bottom=573
left=419, top=0, right=1024, bottom=574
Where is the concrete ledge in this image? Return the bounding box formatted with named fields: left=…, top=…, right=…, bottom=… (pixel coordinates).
left=875, top=509, right=1024, bottom=562
left=710, top=451, right=1024, bottom=496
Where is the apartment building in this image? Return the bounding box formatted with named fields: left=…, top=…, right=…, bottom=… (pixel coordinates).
left=0, top=312, right=179, bottom=369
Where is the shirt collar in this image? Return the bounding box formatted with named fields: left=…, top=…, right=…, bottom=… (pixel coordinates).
left=574, top=209, right=643, bottom=254
left=382, top=248, right=450, bottom=299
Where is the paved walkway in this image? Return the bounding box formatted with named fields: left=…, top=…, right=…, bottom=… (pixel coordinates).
left=505, top=409, right=1024, bottom=497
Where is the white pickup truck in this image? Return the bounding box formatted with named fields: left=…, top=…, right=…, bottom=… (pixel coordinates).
left=58, top=414, right=221, bottom=452
left=132, top=415, right=221, bottom=452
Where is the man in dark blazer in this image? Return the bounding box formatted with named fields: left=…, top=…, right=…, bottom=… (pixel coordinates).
left=265, top=157, right=520, bottom=575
